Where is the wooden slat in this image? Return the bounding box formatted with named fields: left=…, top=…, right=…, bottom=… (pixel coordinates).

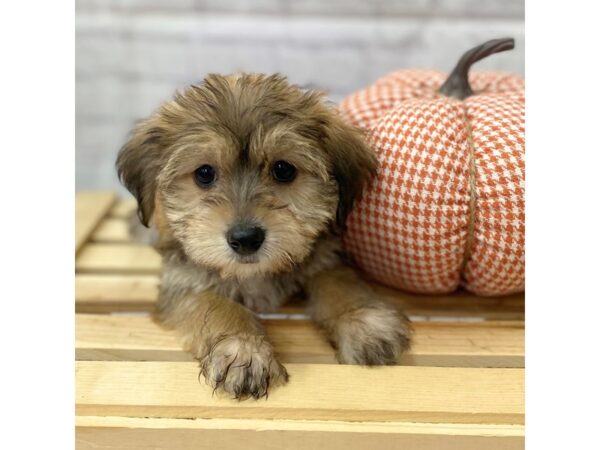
left=75, top=192, right=117, bottom=254
left=76, top=314, right=524, bottom=367
left=76, top=275, right=159, bottom=313
left=75, top=273, right=524, bottom=319
left=109, top=199, right=137, bottom=219
left=75, top=244, right=161, bottom=274
left=92, top=218, right=130, bottom=242
left=76, top=416, right=524, bottom=450
left=76, top=361, right=524, bottom=425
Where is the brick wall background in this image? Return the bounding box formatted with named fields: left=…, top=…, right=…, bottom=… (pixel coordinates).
left=76, top=0, right=524, bottom=192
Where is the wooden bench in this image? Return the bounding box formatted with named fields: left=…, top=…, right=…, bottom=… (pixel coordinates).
left=75, top=192, right=525, bottom=449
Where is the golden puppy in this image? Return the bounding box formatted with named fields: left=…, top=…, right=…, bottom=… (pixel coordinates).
left=117, top=74, right=411, bottom=399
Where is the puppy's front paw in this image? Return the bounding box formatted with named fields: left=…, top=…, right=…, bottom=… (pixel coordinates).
left=199, top=334, right=288, bottom=399
left=333, top=306, right=411, bottom=365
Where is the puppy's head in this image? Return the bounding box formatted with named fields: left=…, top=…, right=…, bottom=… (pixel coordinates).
left=117, top=74, right=376, bottom=278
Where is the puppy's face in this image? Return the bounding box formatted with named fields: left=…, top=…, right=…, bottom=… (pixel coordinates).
left=117, top=74, right=375, bottom=279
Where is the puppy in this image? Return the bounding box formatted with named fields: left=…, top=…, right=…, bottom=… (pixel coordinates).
left=117, top=74, right=411, bottom=399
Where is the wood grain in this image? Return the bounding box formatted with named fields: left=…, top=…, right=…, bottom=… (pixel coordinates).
left=75, top=192, right=117, bottom=254
left=76, top=416, right=524, bottom=450
left=76, top=361, right=524, bottom=424
left=76, top=314, right=524, bottom=367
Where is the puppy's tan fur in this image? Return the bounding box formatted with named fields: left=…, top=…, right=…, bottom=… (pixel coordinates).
left=117, top=74, right=411, bottom=399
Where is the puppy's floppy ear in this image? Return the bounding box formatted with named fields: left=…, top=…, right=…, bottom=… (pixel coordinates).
left=321, top=113, right=378, bottom=230
left=116, top=118, right=166, bottom=227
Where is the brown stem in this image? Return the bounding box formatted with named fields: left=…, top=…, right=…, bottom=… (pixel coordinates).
left=439, top=38, right=515, bottom=100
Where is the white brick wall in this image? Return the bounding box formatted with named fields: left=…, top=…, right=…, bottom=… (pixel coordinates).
left=76, top=0, right=524, bottom=192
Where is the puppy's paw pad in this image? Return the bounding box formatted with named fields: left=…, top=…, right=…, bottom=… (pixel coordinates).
left=199, top=335, right=288, bottom=399
left=334, top=306, right=411, bottom=366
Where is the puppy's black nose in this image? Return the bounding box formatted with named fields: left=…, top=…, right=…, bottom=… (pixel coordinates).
left=226, top=224, right=265, bottom=255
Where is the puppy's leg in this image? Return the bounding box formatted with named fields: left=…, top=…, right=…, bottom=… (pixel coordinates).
left=307, top=266, right=411, bottom=365
left=156, top=291, right=288, bottom=399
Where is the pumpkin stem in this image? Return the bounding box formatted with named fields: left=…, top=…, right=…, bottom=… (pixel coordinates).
left=439, top=38, right=515, bottom=100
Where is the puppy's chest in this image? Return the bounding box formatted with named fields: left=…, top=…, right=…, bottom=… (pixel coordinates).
left=218, top=274, right=305, bottom=313
left=160, top=258, right=305, bottom=313
left=160, top=236, right=341, bottom=313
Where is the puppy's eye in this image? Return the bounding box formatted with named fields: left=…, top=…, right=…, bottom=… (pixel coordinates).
left=271, top=160, right=296, bottom=183
left=194, top=165, right=216, bottom=187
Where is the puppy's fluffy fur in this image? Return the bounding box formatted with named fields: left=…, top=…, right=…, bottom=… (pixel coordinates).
left=117, top=74, right=411, bottom=399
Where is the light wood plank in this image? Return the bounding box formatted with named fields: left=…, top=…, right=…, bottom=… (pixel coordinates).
left=76, top=361, right=524, bottom=424
left=74, top=243, right=157, bottom=274
left=109, top=199, right=137, bottom=219
left=75, top=244, right=161, bottom=274
left=75, top=273, right=524, bottom=319
left=75, top=192, right=117, bottom=254
left=76, top=416, right=524, bottom=450
left=92, top=218, right=130, bottom=242
left=76, top=275, right=159, bottom=313
left=76, top=314, right=524, bottom=367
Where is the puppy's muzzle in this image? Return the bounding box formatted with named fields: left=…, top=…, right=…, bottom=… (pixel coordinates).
left=227, top=224, right=266, bottom=255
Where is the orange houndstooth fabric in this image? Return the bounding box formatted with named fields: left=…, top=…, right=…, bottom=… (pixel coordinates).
left=340, top=70, right=524, bottom=296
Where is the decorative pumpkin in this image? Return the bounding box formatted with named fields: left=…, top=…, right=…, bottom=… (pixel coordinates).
left=340, top=38, right=524, bottom=296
